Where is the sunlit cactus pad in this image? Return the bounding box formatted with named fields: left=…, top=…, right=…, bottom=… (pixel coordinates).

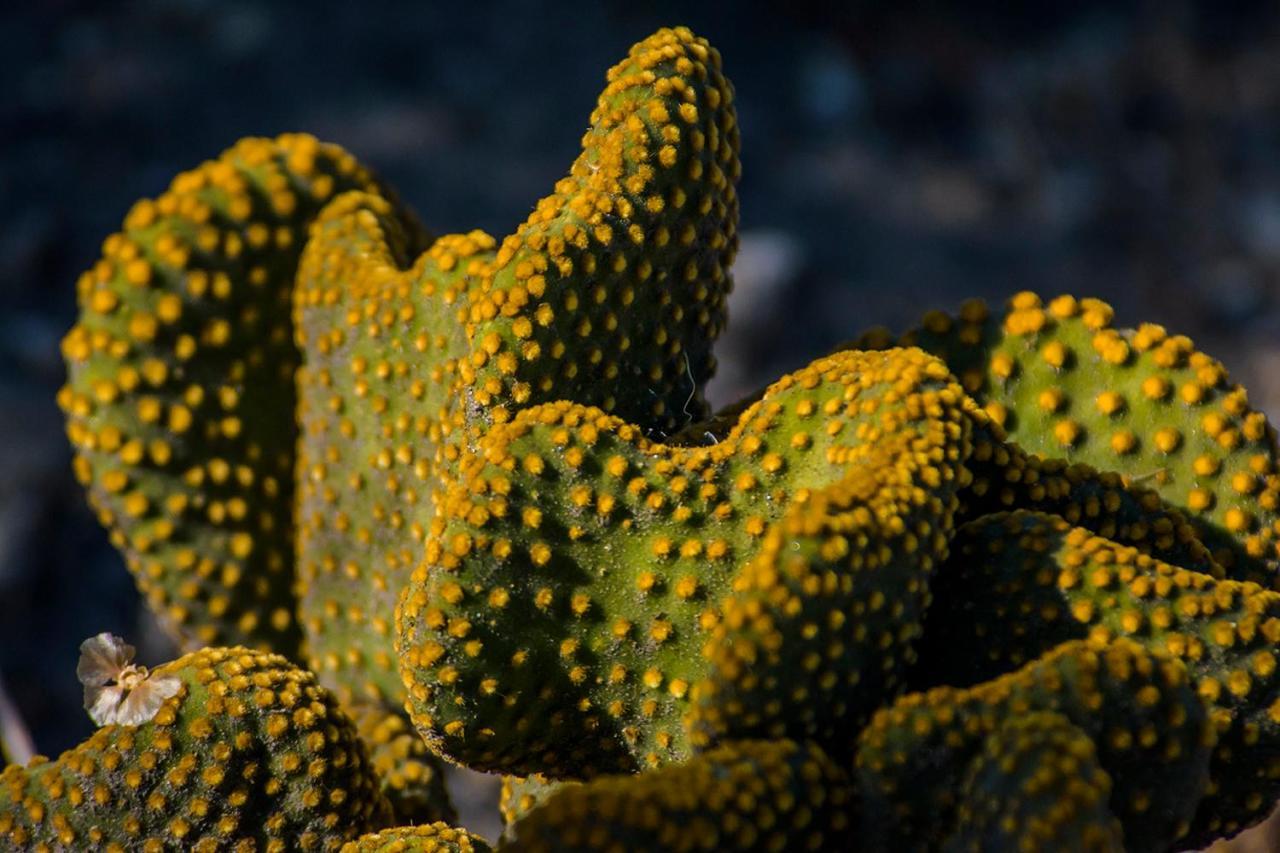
left=397, top=347, right=971, bottom=775
left=3, top=21, right=1278, bottom=853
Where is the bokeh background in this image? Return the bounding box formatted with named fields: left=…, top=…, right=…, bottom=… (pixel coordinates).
left=4, top=1, right=1280, bottom=847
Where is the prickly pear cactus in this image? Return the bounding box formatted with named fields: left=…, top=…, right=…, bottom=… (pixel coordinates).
left=58, top=135, right=413, bottom=656
left=0, top=646, right=391, bottom=850
left=291, top=23, right=739, bottom=721
left=10, top=21, right=1280, bottom=853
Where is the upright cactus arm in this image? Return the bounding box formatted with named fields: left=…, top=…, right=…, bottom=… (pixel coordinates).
left=855, top=292, right=1280, bottom=583
left=58, top=134, right=420, bottom=655
left=292, top=190, right=489, bottom=710
left=464, top=26, right=740, bottom=436
left=501, top=739, right=853, bottom=852
left=0, top=645, right=392, bottom=850
left=913, top=509, right=1280, bottom=845
left=856, top=639, right=1213, bottom=853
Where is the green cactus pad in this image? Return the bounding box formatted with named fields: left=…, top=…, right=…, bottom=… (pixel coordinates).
left=349, top=702, right=456, bottom=826
left=341, top=822, right=492, bottom=853
left=58, top=133, right=416, bottom=654
left=291, top=26, right=740, bottom=715
left=0, top=646, right=391, bottom=850
left=913, top=510, right=1280, bottom=845
left=292, top=192, right=487, bottom=709
left=499, top=774, right=574, bottom=831
left=941, top=711, right=1124, bottom=853
left=396, top=347, right=972, bottom=777
left=855, top=638, right=1212, bottom=852
left=687, top=441, right=962, bottom=759
left=856, top=292, right=1280, bottom=583
left=502, top=739, right=852, bottom=852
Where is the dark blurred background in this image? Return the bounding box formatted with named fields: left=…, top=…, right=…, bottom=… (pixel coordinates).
left=4, top=0, right=1280, bottom=844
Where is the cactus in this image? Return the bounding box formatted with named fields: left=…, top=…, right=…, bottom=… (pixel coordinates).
left=499, top=774, right=572, bottom=832
left=855, top=292, right=1280, bottom=583
left=342, top=822, right=492, bottom=852
left=856, top=639, right=1212, bottom=852
left=349, top=702, right=456, bottom=826
left=396, top=347, right=973, bottom=776
left=291, top=25, right=737, bottom=721
left=963, top=414, right=1220, bottom=576
left=686, top=432, right=964, bottom=760
left=0, top=646, right=391, bottom=850
left=941, top=711, right=1124, bottom=852
left=502, top=739, right=853, bottom=852
left=16, top=21, right=1280, bottom=853
left=57, top=135, right=416, bottom=656
left=912, top=510, right=1280, bottom=846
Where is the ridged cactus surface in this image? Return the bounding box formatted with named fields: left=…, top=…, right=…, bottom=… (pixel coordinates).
left=8, top=22, right=1280, bottom=853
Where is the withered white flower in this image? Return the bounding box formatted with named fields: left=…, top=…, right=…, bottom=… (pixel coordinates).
left=77, top=632, right=181, bottom=727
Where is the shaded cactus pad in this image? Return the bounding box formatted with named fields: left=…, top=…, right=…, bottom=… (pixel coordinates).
left=915, top=509, right=1280, bottom=845
left=503, top=739, right=852, bottom=851
left=941, top=711, right=1124, bottom=853
left=857, top=639, right=1212, bottom=852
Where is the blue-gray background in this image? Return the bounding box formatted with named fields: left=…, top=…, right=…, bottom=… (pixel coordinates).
left=5, top=0, right=1280, bottom=838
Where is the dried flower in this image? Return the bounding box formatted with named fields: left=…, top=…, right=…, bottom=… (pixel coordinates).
left=77, top=633, right=181, bottom=726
